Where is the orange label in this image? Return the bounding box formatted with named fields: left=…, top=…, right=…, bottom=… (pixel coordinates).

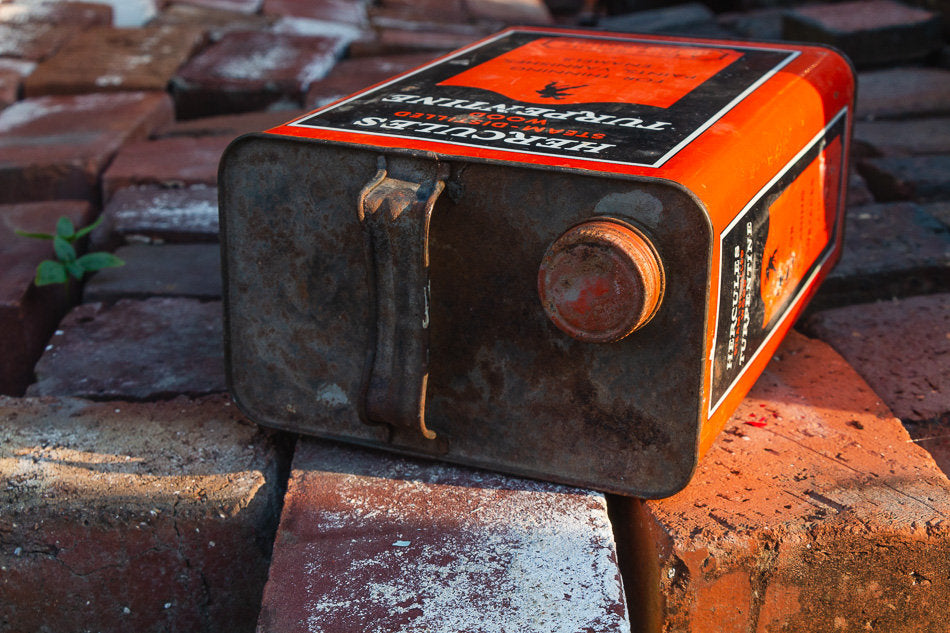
left=438, top=37, right=743, bottom=108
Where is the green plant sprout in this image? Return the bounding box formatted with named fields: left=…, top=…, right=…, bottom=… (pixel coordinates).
left=15, top=216, right=124, bottom=286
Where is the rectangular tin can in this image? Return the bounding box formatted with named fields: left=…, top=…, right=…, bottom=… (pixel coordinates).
left=219, top=27, right=855, bottom=497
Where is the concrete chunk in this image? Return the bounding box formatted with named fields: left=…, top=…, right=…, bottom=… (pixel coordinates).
left=258, top=440, right=630, bottom=633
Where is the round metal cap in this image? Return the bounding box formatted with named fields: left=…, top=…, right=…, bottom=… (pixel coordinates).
left=538, top=219, right=664, bottom=343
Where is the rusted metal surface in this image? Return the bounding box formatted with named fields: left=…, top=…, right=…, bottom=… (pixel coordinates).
left=357, top=164, right=446, bottom=441
left=538, top=219, right=664, bottom=343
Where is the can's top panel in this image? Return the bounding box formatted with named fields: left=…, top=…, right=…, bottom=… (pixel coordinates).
left=265, top=28, right=848, bottom=175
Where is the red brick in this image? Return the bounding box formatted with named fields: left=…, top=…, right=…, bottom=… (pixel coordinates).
left=370, top=0, right=468, bottom=25
left=0, top=1, right=113, bottom=27
left=0, top=22, right=79, bottom=61
left=93, top=185, right=219, bottom=248
left=171, top=30, right=347, bottom=118
left=854, top=118, right=950, bottom=157
left=859, top=154, right=950, bottom=202
left=804, top=294, right=949, bottom=425
left=0, top=91, right=174, bottom=204
left=783, top=0, right=943, bottom=67
left=263, top=0, right=368, bottom=26
left=27, top=298, right=226, bottom=400
left=82, top=243, right=222, bottom=303
left=0, top=68, right=19, bottom=110
left=0, top=201, right=92, bottom=395
left=152, top=108, right=308, bottom=139
left=101, top=135, right=231, bottom=200
left=147, top=3, right=277, bottom=41
left=856, top=68, right=950, bottom=121
left=24, top=25, right=205, bottom=97
left=306, top=52, right=439, bottom=107
left=463, top=0, right=552, bottom=24
left=0, top=395, right=287, bottom=633
left=175, top=0, right=263, bottom=14
left=613, top=331, right=950, bottom=632
left=258, top=439, right=629, bottom=633
left=354, top=26, right=483, bottom=56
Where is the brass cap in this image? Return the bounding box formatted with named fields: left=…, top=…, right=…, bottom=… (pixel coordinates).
left=538, top=219, right=664, bottom=343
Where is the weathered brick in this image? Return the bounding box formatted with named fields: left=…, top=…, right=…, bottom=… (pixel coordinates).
left=859, top=154, right=950, bottom=202
left=854, top=118, right=950, bottom=157
left=263, top=0, right=368, bottom=26
left=783, top=0, right=943, bottom=67
left=0, top=1, right=113, bottom=27
left=27, top=298, right=226, bottom=400
left=353, top=26, right=483, bottom=56
left=93, top=185, right=219, bottom=249
left=0, top=201, right=92, bottom=395
left=0, top=69, right=19, bottom=110
left=174, top=0, right=263, bottom=15
left=0, top=394, right=287, bottom=633
left=101, top=135, right=231, bottom=200
left=258, top=439, right=630, bottom=633
left=370, top=0, right=468, bottom=25
left=612, top=331, right=950, bottom=633
left=804, top=294, right=949, bottom=425
left=148, top=3, right=277, bottom=41
left=0, top=22, right=79, bottom=61
left=171, top=30, right=347, bottom=119
left=0, top=91, right=174, bottom=204
left=717, top=8, right=785, bottom=40
left=306, top=52, right=438, bottom=107
left=847, top=168, right=875, bottom=206
left=99, top=0, right=161, bottom=27
left=83, top=243, right=222, bottom=303
left=856, top=68, right=950, bottom=121
left=152, top=108, right=308, bottom=139
left=24, top=25, right=205, bottom=98
left=464, top=0, right=553, bottom=24
left=597, top=2, right=717, bottom=34
left=811, top=202, right=950, bottom=308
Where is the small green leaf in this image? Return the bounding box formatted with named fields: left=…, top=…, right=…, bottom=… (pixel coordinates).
left=14, top=230, right=54, bottom=240
left=73, top=215, right=104, bottom=240
left=53, top=235, right=76, bottom=262
left=66, top=261, right=85, bottom=280
left=76, top=251, right=124, bottom=272
left=35, top=260, right=67, bottom=286
left=56, top=216, right=75, bottom=240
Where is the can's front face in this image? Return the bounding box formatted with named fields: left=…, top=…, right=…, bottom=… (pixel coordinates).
left=220, top=27, right=853, bottom=497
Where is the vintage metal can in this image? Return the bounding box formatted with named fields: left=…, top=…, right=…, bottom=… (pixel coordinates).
left=219, top=27, right=854, bottom=497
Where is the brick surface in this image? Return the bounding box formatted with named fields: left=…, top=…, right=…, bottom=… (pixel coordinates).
left=263, top=0, right=368, bottom=26
left=859, top=154, right=950, bottom=202
left=598, top=2, right=716, bottom=33
left=306, top=52, right=438, bottom=107
left=258, top=440, right=630, bottom=633
left=93, top=185, right=219, bottom=249
left=99, top=0, right=161, bottom=26
left=464, top=0, right=553, bottom=24
left=0, top=1, right=113, bottom=27
left=153, top=108, right=307, bottom=139
left=854, top=118, right=950, bottom=157
left=24, top=25, right=205, bottom=97
left=353, top=26, right=483, bottom=56
left=0, top=22, right=79, bottom=61
left=847, top=168, right=875, bottom=206
left=0, top=201, right=92, bottom=395
left=783, top=0, right=943, bottom=67
left=101, top=135, right=231, bottom=200
left=804, top=294, right=950, bottom=425
left=0, top=69, right=19, bottom=111
left=613, top=331, right=950, bottom=633
left=0, top=91, right=174, bottom=204
left=0, top=394, right=287, bottom=633
left=812, top=202, right=950, bottom=308
left=83, top=243, right=222, bottom=303
left=370, top=0, right=468, bottom=25
left=856, top=68, right=950, bottom=121
left=175, top=0, right=263, bottom=14
left=171, top=31, right=347, bottom=119
left=717, top=8, right=785, bottom=40
left=148, top=3, right=277, bottom=41
left=27, top=297, right=226, bottom=400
